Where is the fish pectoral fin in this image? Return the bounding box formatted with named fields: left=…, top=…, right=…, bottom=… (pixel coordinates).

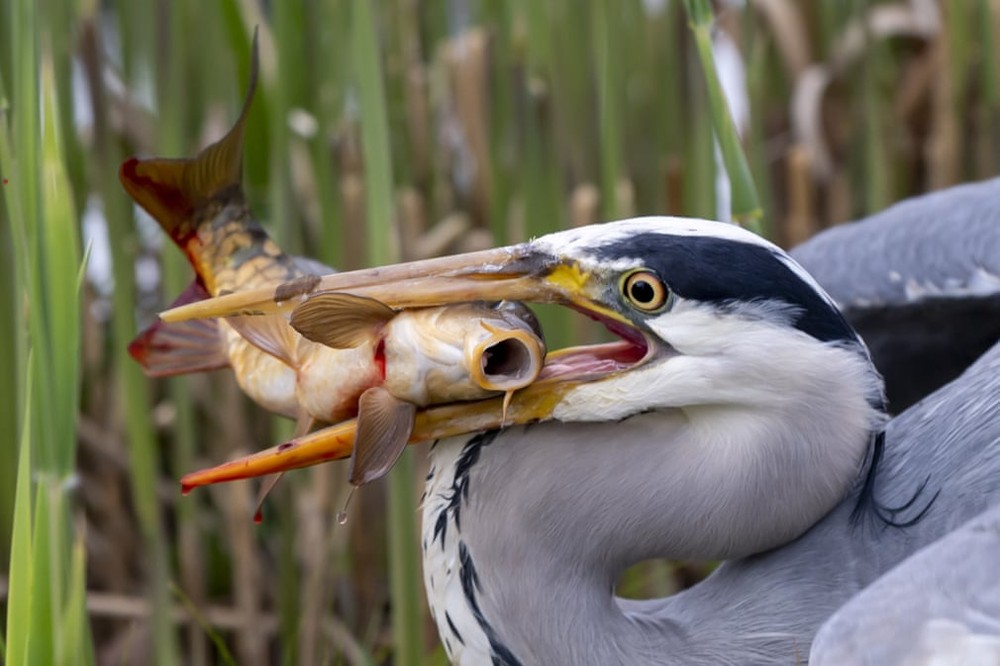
left=252, top=473, right=283, bottom=524
left=290, top=292, right=396, bottom=349
left=129, top=280, right=229, bottom=377
left=226, top=313, right=300, bottom=367
left=252, top=414, right=316, bottom=522
left=349, top=387, right=416, bottom=486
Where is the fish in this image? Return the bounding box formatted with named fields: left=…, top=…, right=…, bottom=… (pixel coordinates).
left=121, top=35, right=545, bottom=516
left=290, top=293, right=546, bottom=487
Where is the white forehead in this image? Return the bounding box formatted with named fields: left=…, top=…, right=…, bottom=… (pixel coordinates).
left=531, top=216, right=777, bottom=256
left=529, top=216, right=838, bottom=312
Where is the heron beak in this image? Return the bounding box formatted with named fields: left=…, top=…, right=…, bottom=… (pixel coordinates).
left=176, top=244, right=655, bottom=490
left=179, top=382, right=573, bottom=489
left=160, top=245, right=626, bottom=325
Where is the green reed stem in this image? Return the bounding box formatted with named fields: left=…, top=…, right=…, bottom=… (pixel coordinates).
left=683, top=0, right=762, bottom=228
left=353, top=2, right=422, bottom=664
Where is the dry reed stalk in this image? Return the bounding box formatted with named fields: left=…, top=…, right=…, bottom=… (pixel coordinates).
left=926, top=30, right=960, bottom=189
left=973, top=104, right=997, bottom=178
left=220, top=473, right=266, bottom=665
left=615, top=178, right=636, bottom=220
left=347, top=483, right=389, bottom=649
left=456, top=228, right=496, bottom=254
left=893, top=48, right=935, bottom=123
left=445, top=28, right=493, bottom=228
left=825, top=168, right=854, bottom=226
left=397, top=186, right=428, bottom=261
left=664, top=156, right=685, bottom=216
left=569, top=183, right=600, bottom=229
left=289, top=135, right=321, bottom=235
left=296, top=464, right=337, bottom=666
left=783, top=144, right=817, bottom=247
left=749, top=0, right=811, bottom=79
left=177, top=509, right=209, bottom=666
left=505, top=197, right=526, bottom=245
left=394, top=0, right=430, bottom=189
left=340, top=173, right=369, bottom=271
left=413, top=212, right=472, bottom=259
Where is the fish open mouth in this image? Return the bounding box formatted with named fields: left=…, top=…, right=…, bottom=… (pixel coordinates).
left=481, top=337, right=540, bottom=384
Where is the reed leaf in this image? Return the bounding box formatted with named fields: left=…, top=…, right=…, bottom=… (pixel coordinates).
left=682, top=0, right=762, bottom=228
left=91, top=39, right=183, bottom=666
left=5, top=359, right=34, bottom=666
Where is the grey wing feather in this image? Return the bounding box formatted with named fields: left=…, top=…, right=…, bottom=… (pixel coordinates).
left=792, top=179, right=1000, bottom=412
left=810, top=504, right=1000, bottom=665
left=791, top=178, right=1000, bottom=308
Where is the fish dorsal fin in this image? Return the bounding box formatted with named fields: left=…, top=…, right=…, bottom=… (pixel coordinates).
left=118, top=30, right=259, bottom=246
left=349, top=387, right=415, bottom=486
left=290, top=292, right=396, bottom=349
left=225, top=312, right=299, bottom=367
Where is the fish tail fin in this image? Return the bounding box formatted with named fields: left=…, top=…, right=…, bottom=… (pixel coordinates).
left=118, top=31, right=259, bottom=258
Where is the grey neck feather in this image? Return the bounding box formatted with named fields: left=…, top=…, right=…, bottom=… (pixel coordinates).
left=424, top=341, right=1000, bottom=665
left=439, top=393, right=867, bottom=665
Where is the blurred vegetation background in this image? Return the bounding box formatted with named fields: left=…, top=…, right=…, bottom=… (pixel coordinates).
left=1, top=0, right=998, bottom=664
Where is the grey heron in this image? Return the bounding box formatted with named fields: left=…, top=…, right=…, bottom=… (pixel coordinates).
left=175, top=205, right=1000, bottom=664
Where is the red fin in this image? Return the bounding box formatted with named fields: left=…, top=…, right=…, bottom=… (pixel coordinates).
left=129, top=280, right=228, bottom=377
left=118, top=32, right=259, bottom=252
left=225, top=313, right=299, bottom=367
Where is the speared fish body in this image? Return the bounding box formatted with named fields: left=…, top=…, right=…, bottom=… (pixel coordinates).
left=122, top=35, right=545, bottom=516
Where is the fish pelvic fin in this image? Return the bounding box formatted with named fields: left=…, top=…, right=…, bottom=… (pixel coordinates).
left=225, top=312, right=301, bottom=367
left=129, top=280, right=229, bottom=376
left=253, top=414, right=316, bottom=523
left=349, top=387, right=415, bottom=486
left=118, top=30, right=260, bottom=257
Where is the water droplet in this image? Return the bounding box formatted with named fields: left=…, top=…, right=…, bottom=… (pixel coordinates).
left=337, top=487, right=357, bottom=526
left=253, top=509, right=264, bottom=524
left=180, top=483, right=193, bottom=496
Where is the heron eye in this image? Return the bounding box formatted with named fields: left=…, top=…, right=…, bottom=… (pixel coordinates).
left=621, top=270, right=670, bottom=312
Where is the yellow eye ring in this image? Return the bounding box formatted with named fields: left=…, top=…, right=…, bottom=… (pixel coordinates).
left=621, top=270, right=671, bottom=313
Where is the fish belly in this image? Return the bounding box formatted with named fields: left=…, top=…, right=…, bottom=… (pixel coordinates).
left=224, top=326, right=300, bottom=418
left=295, top=343, right=383, bottom=423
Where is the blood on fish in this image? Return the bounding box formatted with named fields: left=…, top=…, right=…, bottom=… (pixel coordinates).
left=375, top=339, right=387, bottom=380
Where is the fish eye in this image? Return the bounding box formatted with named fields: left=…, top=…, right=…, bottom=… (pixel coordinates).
left=621, top=270, right=671, bottom=313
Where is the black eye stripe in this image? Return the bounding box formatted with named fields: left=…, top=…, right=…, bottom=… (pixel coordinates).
left=595, top=233, right=859, bottom=344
